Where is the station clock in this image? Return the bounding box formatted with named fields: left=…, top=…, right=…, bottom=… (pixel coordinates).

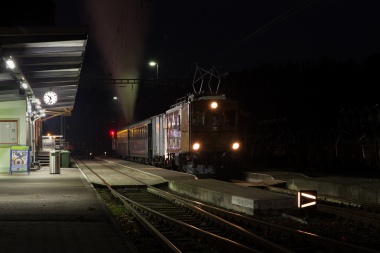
left=43, top=91, right=58, bottom=105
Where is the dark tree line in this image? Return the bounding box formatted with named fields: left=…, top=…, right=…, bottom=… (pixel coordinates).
left=222, top=54, right=380, bottom=176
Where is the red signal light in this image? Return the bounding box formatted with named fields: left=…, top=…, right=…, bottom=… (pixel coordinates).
left=110, top=130, right=115, bottom=138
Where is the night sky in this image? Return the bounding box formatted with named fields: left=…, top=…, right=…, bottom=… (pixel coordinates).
left=143, top=0, right=380, bottom=76
left=35, top=0, right=380, bottom=152
left=51, top=0, right=380, bottom=78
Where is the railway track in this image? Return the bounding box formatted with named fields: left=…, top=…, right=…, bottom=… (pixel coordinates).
left=264, top=185, right=380, bottom=229
left=77, top=159, right=379, bottom=253
left=317, top=203, right=380, bottom=228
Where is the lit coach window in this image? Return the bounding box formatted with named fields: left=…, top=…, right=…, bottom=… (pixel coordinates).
left=211, top=101, right=218, bottom=109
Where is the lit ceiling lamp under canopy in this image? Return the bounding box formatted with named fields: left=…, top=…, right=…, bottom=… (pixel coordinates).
left=4, top=56, right=32, bottom=96
left=3, top=56, right=46, bottom=119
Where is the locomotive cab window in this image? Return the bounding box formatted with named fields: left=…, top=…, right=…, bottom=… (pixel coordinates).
left=192, top=110, right=205, bottom=126
left=224, top=110, right=237, bottom=126
left=210, top=113, right=221, bottom=131
left=212, top=114, right=220, bottom=126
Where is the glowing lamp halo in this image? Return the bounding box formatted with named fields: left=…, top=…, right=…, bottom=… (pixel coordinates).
left=232, top=142, right=240, bottom=150
left=210, top=101, right=218, bottom=109
left=192, top=142, right=200, bottom=150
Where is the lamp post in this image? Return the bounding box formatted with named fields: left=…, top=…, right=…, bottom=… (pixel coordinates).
left=112, top=96, right=119, bottom=118
left=149, top=61, right=158, bottom=80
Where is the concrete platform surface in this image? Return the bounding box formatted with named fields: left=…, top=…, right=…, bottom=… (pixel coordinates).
left=79, top=160, right=168, bottom=187
left=244, top=171, right=380, bottom=204
left=169, top=179, right=295, bottom=215
left=105, top=158, right=198, bottom=181
left=0, top=167, right=134, bottom=253
left=95, top=158, right=296, bottom=215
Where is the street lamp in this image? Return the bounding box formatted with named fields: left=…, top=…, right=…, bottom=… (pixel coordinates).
left=112, top=96, right=119, bottom=109
left=149, top=61, right=158, bottom=80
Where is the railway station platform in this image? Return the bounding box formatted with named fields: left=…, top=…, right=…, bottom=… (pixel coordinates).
left=80, top=157, right=380, bottom=214
left=2, top=158, right=377, bottom=253
left=243, top=171, right=380, bottom=205
left=0, top=167, right=136, bottom=253
left=84, top=158, right=296, bottom=215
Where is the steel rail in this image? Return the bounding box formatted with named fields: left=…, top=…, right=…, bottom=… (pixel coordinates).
left=146, top=187, right=293, bottom=253
left=114, top=190, right=260, bottom=253
left=179, top=190, right=380, bottom=253
left=83, top=159, right=380, bottom=253
left=318, top=204, right=380, bottom=228
left=77, top=160, right=181, bottom=253
left=90, top=160, right=269, bottom=252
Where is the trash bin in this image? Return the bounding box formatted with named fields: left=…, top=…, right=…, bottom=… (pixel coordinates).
left=60, top=150, right=70, bottom=168
left=50, top=150, right=60, bottom=174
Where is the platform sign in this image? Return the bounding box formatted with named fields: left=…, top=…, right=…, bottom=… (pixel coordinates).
left=10, top=145, right=30, bottom=175
left=297, top=190, right=317, bottom=209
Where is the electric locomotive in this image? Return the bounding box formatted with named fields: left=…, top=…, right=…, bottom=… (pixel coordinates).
left=166, top=92, right=240, bottom=174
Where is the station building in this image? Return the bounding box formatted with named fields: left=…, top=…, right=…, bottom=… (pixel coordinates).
left=0, top=26, right=88, bottom=173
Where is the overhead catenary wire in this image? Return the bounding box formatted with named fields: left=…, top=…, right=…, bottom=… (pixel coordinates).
left=228, top=0, right=318, bottom=51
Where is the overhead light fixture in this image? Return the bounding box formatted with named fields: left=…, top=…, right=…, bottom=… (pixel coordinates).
left=4, top=56, right=34, bottom=97
left=19, top=82, right=29, bottom=95
left=6, top=58, right=15, bottom=69
left=31, top=98, right=42, bottom=105
left=21, top=82, right=28, bottom=89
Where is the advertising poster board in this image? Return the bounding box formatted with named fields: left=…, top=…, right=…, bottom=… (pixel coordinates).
left=0, top=120, right=18, bottom=144
left=10, top=145, right=30, bottom=175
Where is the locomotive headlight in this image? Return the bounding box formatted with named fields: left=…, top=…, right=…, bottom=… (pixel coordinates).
left=192, top=142, right=200, bottom=150
left=211, top=101, right=218, bottom=109
left=232, top=142, right=240, bottom=150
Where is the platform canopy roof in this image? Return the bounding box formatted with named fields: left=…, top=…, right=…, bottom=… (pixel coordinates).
left=0, top=26, right=88, bottom=117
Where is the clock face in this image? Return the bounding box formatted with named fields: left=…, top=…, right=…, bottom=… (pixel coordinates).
left=43, top=91, right=58, bottom=105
